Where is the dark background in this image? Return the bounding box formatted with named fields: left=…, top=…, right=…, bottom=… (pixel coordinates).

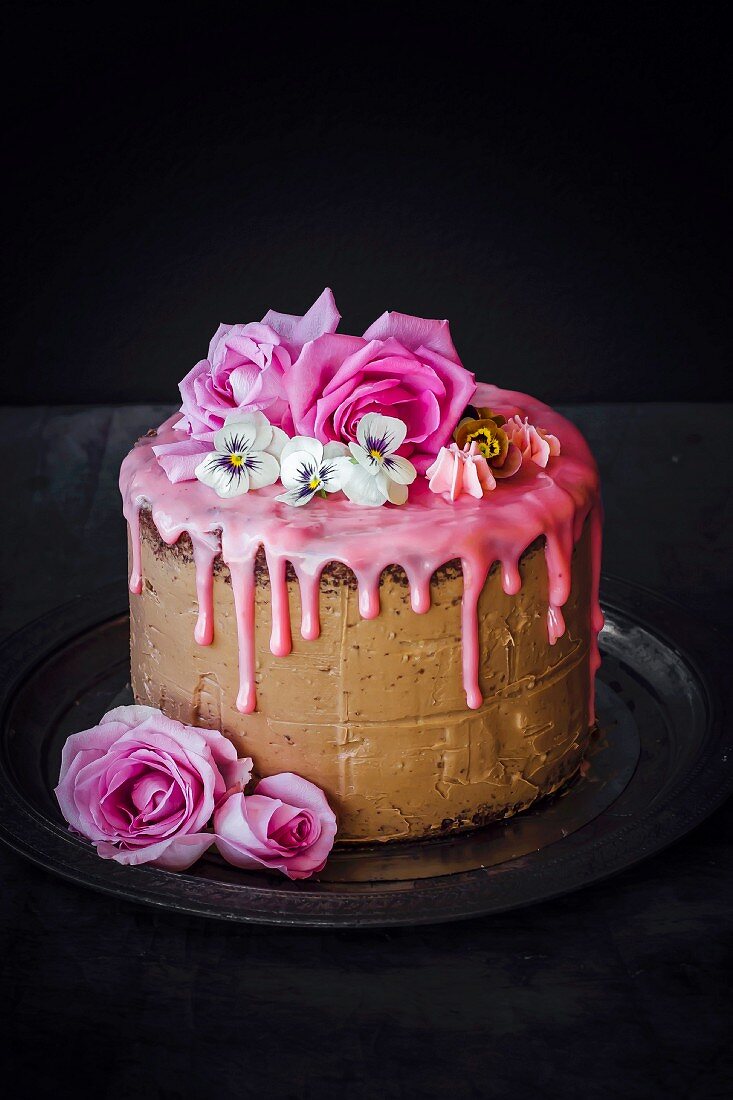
left=2, top=7, right=732, bottom=1099
left=4, top=3, right=731, bottom=407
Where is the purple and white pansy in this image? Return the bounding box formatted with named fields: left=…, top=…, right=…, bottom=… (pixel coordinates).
left=195, top=412, right=287, bottom=498
left=342, top=412, right=417, bottom=507
left=275, top=437, right=351, bottom=507
left=191, top=410, right=418, bottom=508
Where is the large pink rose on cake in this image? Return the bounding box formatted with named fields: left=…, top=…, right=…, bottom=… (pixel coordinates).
left=283, top=311, right=476, bottom=470
left=177, top=287, right=340, bottom=441
left=54, top=705, right=252, bottom=870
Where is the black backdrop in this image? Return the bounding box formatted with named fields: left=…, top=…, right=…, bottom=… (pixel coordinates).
left=4, top=3, right=731, bottom=406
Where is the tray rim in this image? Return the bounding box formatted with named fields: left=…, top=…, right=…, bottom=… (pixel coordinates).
left=0, top=576, right=730, bottom=928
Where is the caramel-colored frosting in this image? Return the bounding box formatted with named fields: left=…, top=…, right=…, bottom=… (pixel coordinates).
left=122, top=382, right=603, bottom=843
left=131, top=518, right=594, bottom=842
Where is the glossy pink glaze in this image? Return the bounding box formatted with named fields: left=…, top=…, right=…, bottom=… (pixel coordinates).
left=120, top=384, right=603, bottom=719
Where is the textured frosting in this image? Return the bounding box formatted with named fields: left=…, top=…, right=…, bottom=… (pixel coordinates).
left=130, top=523, right=594, bottom=841
left=121, top=382, right=603, bottom=842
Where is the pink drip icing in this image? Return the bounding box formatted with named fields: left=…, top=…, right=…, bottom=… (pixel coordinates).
left=125, top=499, right=143, bottom=595
left=119, top=383, right=603, bottom=718
left=294, top=565, right=322, bottom=640
left=228, top=557, right=258, bottom=714
left=544, top=508, right=574, bottom=646
left=405, top=565, right=432, bottom=615
left=358, top=569, right=382, bottom=620
left=588, top=504, right=605, bottom=724
left=265, top=551, right=292, bottom=657
left=192, top=537, right=217, bottom=646
left=460, top=553, right=491, bottom=710
left=501, top=559, right=521, bottom=596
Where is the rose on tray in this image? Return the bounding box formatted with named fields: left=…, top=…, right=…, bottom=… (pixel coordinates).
left=55, top=705, right=337, bottom=879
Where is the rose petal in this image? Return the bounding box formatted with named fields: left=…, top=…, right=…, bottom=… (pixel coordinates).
left=362, top=310, right=460, bottom=363
left=283, top=334, right=366, bottom=437
left=262, top=287, right=340, bottom=358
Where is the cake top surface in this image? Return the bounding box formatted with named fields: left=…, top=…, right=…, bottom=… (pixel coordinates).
left=123, top=381, right=595, bottom=556
left=123, top=285, right=596, bottom=517
left=120, top=289, right=603, bottom=717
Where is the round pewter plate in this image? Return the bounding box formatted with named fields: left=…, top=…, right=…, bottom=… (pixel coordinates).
left=0, top=578, right=730, bottom=927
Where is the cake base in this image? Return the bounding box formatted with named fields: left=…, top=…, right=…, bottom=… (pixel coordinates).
left=130, top=512, right=595, bottom=843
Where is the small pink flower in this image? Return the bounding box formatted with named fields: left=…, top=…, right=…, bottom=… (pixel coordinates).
left=426, top=441, right=497, bottom=500
left=176, top=288, right=340, bottom=442
left=283, top=311, right=476, bottom=471
left=504, top=413, right=561, bottom=468
left=55, top=705, right=252, bottom=871
left=214, top=773, right=337, bottom=880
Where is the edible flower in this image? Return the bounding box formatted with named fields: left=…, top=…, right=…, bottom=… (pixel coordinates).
left=177, top=288, right=340, bottom=440
left=54, top=705, right=253, bottom=871
left=195, top=411, right=287, bottom=498
left=453, top=407, right=522, bottom=479
left=276, top=436, right=351, bottom=507
left=214, top=773, right=337, bottom=881
left=504, top=413, right=561, bottom=467
left=341, top=412, right=417, bottom=507
left=283, top=313, right=476, bottom=473
left=426, top=441, right=497, bottom=500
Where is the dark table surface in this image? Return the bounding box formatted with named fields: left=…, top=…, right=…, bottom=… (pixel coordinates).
left=1, top=403, right=731, bottom=1099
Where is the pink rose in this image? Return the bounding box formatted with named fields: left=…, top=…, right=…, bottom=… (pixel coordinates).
left=504, top=413, right=561, bottom=467
left=55, top=705, right=252, bottom=870
left=214, top=772, right=337, bottom=880
left=283, top=311, right=476, bottom=470
left=176, top=288, right=340, bottom=442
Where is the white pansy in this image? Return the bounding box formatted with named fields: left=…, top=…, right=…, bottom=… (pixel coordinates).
left=341, top=412, right=417, bottom=507
left=195, top=411, right=287, bottom=498
left=276, top=437, right=351, bottom=507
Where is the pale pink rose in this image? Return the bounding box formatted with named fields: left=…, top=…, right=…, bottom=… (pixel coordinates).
left=426, top=441, right=497, bottom=500
left=504, top=413, right=561, bottom=468
left=214, top=772, right=337, bottom=880
left=176, top=288, right=340, bottom=442
left=55, top=705, right=252, bottom=871
left=283, top=312, right=476, bottom=471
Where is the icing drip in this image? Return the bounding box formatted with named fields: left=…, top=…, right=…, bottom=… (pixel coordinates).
left=229, top=557, right=258, bottom=714
left=404, top=564, right=432, bottom=615
left=192, top=537, right=217, bottom=646
left=265, top=550, right=292, bottom=658
left=294, top=564, right=322, bottom=641
left=124, top=495, right=143, bottom=595
left=460, top=553, right=491, bottom=711
left=120, top=383, right=603, bottom=718
left=358, top=569, right=382, bottom=620
left=588, top=505, right=605, bottom=723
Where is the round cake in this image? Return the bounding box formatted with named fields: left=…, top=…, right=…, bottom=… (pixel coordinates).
left=120, top=293, right=603, bottom=845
